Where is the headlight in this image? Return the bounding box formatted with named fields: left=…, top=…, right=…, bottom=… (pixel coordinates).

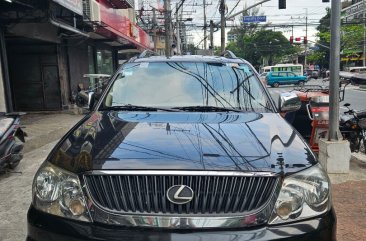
left=32, top=162, right=91, bottom=222
left=269, top=164, right=331, bottom=225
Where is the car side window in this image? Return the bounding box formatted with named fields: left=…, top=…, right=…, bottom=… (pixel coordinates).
left=287, top=73, right=294, bottom=77
left=278, top=72, right=287, bottom=77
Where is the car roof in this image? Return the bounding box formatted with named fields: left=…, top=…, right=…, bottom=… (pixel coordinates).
left=269, top=71, right=294, bottom=73
left=131, top=55, right=249, bottom=64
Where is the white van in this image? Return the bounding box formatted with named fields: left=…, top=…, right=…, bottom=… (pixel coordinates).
left=348, top=66, right=366, bottom=73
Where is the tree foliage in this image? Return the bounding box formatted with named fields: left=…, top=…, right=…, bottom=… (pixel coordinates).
left=226, top=6, right=299, bottom=67
left=227, top=30, right=298, bottom=66
left=310, top=7, right=365, bottom=68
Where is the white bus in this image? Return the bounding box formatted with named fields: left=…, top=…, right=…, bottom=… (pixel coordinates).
left=261, top=64, right=304, bottom=76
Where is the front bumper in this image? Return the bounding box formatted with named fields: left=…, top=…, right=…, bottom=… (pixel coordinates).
left=27, top=205, right=337, bottom=241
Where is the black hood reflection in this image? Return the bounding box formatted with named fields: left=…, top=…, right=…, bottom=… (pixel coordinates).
left=50, top=111, right=316, bottom=174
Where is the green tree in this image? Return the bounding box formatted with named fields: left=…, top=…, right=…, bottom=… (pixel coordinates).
left=311, top=8, right=365, bottom=68
left=227, top=30, right=298, bottom=66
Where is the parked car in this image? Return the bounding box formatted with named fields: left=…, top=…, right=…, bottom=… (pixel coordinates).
left=266, top=71, right=307, bottom=88
left=305, top=69, right=320, bottom=79
left=28, top=52, right=336, bottom=241
left=259, top=72, right=268, bottom=85
left=350, top=73, right=366, bottom=85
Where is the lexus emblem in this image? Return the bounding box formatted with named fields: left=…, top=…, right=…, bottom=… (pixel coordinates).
left=167, top=185, right=194, bottom=205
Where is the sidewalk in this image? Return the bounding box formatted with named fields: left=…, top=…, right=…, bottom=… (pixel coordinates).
left=21, top=112, right=83, bottom=153
left=329, top=156, right=366, bottom=241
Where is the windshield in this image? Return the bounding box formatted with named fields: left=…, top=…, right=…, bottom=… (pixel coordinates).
left=101, top=61, right=274, bottom=112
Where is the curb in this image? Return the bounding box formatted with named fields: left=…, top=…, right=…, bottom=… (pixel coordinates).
left=351, top=152, right=366, bottom=165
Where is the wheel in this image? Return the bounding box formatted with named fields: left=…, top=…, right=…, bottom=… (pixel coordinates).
left=273, top=82, right=280, bottom=88
left=298, top=81, right=305, bottom=87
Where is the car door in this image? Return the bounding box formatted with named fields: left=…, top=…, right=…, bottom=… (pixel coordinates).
left=278, top=72, right=288, bottom=84
left=287, top=72, right=296, bottom=84
left=267, top=72, right=275, bottom=85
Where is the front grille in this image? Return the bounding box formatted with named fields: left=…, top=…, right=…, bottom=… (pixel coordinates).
left=84, top=173, right=279, bottom=215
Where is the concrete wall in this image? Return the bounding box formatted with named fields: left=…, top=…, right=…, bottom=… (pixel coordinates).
left=58, top=44, right=71, bottom=109
left=0, top=52, right=6, bottom=112
left=67, top=39, right=89, bottom=94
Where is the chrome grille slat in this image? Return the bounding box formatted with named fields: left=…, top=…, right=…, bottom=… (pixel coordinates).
left=117, top=176, right=128, bottom=211
left=109, top=176, right=121, bottom=211
left=100, top=176, right=113, bottom=209
left=239, top=177, right=254, bottom=212
left=85, top=174, right=278, bottom=215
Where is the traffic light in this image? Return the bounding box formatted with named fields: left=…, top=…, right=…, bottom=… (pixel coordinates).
left=290, top=36, right=293, bottom=44
left=279, top=0, right=286, bottom=9
left=303, top=36, right=308, bottom=44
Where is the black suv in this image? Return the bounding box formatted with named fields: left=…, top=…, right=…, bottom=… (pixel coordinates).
left=27, top=52, right=336, bottom=241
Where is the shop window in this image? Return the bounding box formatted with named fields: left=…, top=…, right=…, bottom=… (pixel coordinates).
left=97, top=49, right=113, bottom=75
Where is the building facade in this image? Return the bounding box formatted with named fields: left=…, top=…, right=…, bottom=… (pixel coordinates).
left=0, top=0, right=152, bottom=112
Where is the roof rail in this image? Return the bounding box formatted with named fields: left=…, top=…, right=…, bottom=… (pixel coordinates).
left=220, top=50, right=237, bottom=59
left=138, top=49, right=159, bottom=58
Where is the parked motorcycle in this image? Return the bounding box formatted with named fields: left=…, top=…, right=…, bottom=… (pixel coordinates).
left=74, top=74, right=111, bottom=108
left=340, top=103, right=366, bottom=153
left=0, top=113, right=26, bottom=172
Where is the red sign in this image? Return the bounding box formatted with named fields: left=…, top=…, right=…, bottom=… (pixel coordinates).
left=53, top=0, right=83, bottom=15
left=98, top=0, right=151, bottom=49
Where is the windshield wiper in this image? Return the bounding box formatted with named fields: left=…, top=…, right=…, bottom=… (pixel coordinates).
left=99, top=104, right=181, bottom=112
left=172, top=106, right=243, bottom=113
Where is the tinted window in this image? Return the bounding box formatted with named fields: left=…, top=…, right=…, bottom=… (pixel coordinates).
left=278, top=72, right=287, bottom=77
left=102, top=62, right=274, bottom=112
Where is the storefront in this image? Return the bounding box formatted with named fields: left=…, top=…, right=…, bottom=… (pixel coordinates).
left=0, top=0, right=151, bottom=112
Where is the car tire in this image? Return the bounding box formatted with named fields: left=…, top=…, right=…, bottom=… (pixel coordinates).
left=298, top=81, right=305, bottom=87
left=273, top=82, right=280, bottom=88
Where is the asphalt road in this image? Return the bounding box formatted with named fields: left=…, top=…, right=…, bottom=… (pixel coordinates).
left=267, top=78, right=366, bottom=112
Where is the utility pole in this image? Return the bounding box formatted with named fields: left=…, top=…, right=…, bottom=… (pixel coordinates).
left=328, top=0, right=341, bottom=141
left=152, top=8, right=157, bottom=53
left=210, top=20, right=214, bottom=50
left=363, top=0, right=366, bottom=66
left=176, top=2, right=181, bottom=54
left=220, top=0, right=225, bottom=52
left=164, top=0, right=171, bottom=57
left=203, top=0, right=207, bottom=50
left=304, top=8, right=308, bottom=67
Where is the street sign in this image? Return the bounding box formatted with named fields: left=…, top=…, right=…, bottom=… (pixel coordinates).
left=243, top=16, right=267, bottom=23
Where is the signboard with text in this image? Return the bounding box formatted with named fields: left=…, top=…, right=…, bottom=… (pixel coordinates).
left=98, top=0, right=151, bottom=49
left=53, top=0, right=83, bottom=15
left=243, top=16, right=267, bottom=23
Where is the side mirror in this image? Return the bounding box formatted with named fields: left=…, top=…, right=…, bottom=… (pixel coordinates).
left=88, top=92, right=95, bottom=111
left=279, top=92, right=301, bottom=112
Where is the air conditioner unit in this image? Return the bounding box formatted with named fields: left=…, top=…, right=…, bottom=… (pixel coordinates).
left=89, top=0, right=101, bottom=22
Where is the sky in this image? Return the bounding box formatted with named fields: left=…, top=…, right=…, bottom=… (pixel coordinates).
left=171, top=0, right=332, bottom=48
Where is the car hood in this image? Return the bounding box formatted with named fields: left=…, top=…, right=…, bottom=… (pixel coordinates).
left=49, top=111, right=316, bottom=175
